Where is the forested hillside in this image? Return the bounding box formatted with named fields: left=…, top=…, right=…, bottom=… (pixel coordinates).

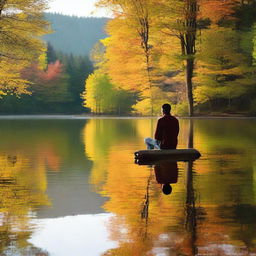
left=43, top=13, right=109, bottom=56
left=0, top=12, right=108, bottom=114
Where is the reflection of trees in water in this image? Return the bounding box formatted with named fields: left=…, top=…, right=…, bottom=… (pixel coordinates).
left=3, top=246, right=49, bottom=256
left=185, top=159, right=198, bottom=256
left=138, top=119, right=200, bottom=253
left=184, top=119, right=199, bottom=256
left=140, top=171, right=152, bottom=220
left=0, top=154, right=50, bottom=254
left=90, top=118, right=256, bottom=255
left=232, top=204, right=256, bottom=253
left=217, top=202, right=256, bottom=254
left=186, top=119, right=256, bottom=255
left=0, top=120, right=90, bottom=254
left=140, top=168, right=154, bottom=240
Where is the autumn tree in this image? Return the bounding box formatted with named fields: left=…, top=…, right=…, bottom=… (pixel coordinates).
left=90, top=0, right=256, bottom=116
left=0, top=0, right=50, bottom=96
left=178, top=0, right=198, bottom=117
left=83, top=70, right=135, bottom=114
left=21, top=60, right=71, bottom=109
left=193, top=0, right=256, bottom=112
left=97, top=0, right=163, bottom=115
left=97, top=0, right=238, bottom=116
left=194, top=28, right=253, bottom=110
left=152, top=0, right=242, bottom=116
left=82, top=38, right=137, bottom=115
left=46, top=43, right=94, bottom=112
left=0, top=44, right=94, bottom=114
left=83, top=71, right=114, bottom=113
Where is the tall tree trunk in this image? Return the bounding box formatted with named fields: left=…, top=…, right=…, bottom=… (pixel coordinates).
left=186, top=58, right=194, bottom=117
left=188, top=119, right=194, bottom=148
left=185, top=119, right=197, bottom=255
left=184, top=0, right=197, bottom=117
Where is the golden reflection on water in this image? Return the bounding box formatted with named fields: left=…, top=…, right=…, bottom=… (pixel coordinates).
left=0, top=152, right=50, bottom=253
left=83, top=118, right=256, bottom=256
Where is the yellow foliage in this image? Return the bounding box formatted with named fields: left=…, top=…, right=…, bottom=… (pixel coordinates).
left=96, top=0, right=252, bottom=113
left=0, top=0, right=50, bottom=95
left=0, top=61, right=32, bottom=96
left=82, top=118, right=256, bottom=254
left=105, top=18, right=151, bottom=91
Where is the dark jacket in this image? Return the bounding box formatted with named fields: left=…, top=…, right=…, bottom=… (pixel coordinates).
left=154, top=114, right=179, bottom=149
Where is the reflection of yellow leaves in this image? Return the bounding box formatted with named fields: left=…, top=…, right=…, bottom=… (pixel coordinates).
left=0, top=151, right=50, bottom=250
left=83, top=119, right=190, bottom=254
left=0, top=153, right=50, bottom=211
left=134, top=119, right=155, bottom=138
left=83, top=120, right=110, bottom=187
left=83, top=119, right=108, bottom=161
left=83, top=118, right=256, bottom=255
left=0, top=149, right=52, bottom=249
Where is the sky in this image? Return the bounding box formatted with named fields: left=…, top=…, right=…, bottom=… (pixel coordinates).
left=29, top=214, right=118, bottom=256
left=47, top=0, right=111, bottom=17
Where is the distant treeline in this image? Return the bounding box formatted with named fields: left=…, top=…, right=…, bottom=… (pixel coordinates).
left=0, top=43, right=93, bottom=114
left=0, top=11, right=108, bottom=114
left=43, top=13, right=109, bottom=56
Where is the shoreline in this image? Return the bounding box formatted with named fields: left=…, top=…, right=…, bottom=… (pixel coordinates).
left=0, top=114, right=255, bottom=120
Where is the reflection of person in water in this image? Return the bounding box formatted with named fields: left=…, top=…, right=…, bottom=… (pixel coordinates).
left=154, top=161, right=178, bottom=195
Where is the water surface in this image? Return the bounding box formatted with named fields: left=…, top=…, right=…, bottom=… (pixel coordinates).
left=0, top=118, right=255, bottom=255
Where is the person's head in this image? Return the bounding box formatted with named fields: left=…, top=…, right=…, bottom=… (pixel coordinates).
left=162, top=103, right=171, bottom=115
left=162, top=183, right=172, bottom=195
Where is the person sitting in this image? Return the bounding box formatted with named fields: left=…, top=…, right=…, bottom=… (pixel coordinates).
left=145, top=103, right=179, bottom=150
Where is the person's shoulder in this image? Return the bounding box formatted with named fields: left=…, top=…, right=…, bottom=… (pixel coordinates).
left=172, top=115, right=179, bottom=121
left=168, top=115, right=179, bottom=124
left=164, top=115, right=178, bottom=119
left=157, top=116, right=165, bottom=122
left=159, top=115, right=178, bottom=122
left=168, top=115, right=178, bottom=120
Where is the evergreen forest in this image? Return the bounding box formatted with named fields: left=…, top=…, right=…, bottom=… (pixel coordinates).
left=43, top=13, right=109, bottom=56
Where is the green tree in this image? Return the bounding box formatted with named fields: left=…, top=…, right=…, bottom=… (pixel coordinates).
left=83, top=70, right=135, bottom=114
left=83, top=71, right=114, bottom=113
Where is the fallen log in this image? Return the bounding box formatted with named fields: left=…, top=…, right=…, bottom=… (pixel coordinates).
left=134, top=148, right=201, bottom=164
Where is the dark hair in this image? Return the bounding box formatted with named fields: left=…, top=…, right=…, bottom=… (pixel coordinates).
left=162, top=103, right=171, bottom=114
left=162, top=184, right=172, bottom=195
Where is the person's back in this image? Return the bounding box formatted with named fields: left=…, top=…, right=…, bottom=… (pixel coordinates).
left=155, top=114, right=179, bottom=149
left=155, top=104, right=179, bottom=149
left=144, top=103, right=179, bottom=150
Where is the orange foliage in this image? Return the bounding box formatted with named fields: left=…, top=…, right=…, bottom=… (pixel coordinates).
left=22, top=60, right=63, bottom=83
left=199, top=0, right=238, bottom=24
left=83, top=118, right=256, bottom=255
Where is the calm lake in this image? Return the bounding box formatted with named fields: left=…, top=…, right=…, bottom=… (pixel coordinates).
left=0, top=117, right=255, bottom=256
